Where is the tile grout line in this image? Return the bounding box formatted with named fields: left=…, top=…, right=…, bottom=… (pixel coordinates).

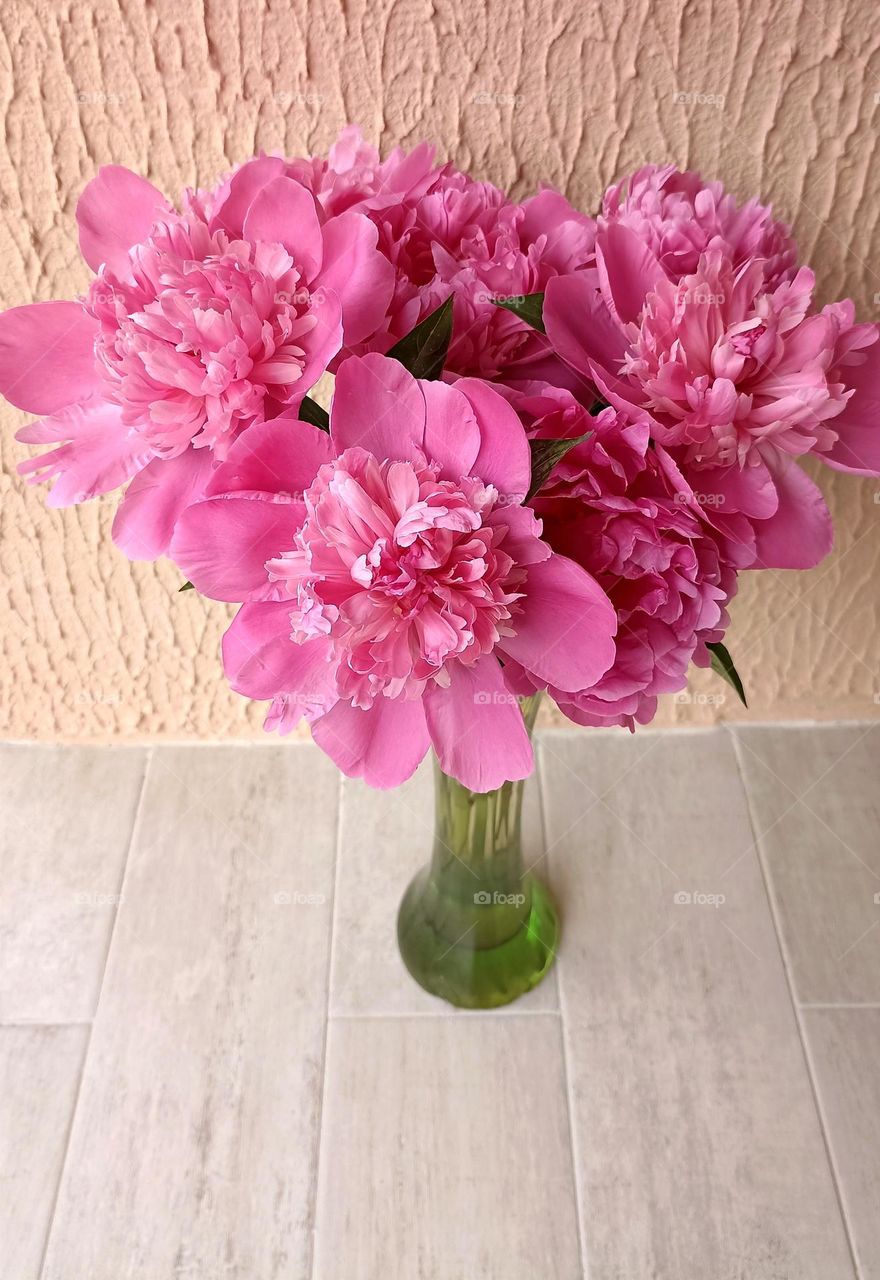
left=799, top=1002, right=880, bottom=1010
left=306, top=768, right=344, bottom=1280
left=537, top=740, right=591, bottom=1280
left=728, top=727, right=863, bottom=1280
left=36, top=744, right=153, bottom=1280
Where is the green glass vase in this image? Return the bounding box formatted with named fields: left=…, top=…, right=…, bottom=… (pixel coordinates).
left=397, top=695, right=559, bottom=1009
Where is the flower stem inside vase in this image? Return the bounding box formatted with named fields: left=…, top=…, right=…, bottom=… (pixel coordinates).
left=397, top=695, right=559, bottom=1009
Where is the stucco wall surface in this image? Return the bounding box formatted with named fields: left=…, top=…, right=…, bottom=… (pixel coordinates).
left=1, top=0, right=879, bottom=740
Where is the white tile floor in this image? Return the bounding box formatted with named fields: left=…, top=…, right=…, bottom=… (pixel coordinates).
left=1, top=724, right=878, bottom=1280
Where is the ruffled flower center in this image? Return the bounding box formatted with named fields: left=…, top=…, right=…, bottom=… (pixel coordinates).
left=85, top=212, right=319, bottom=459
left=622, top=255, right=847, bottom=467
left=267, top=447, right=525, bottom=707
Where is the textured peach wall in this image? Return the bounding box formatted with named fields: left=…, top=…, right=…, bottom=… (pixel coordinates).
left=2, top=0, right=880, bottom=741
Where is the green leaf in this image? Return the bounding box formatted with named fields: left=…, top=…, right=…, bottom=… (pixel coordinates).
left=298, top=395, right=330, bottom=432
left=707, top=641, right=748, bottom=707
left=179, top=581, right=195, bottom=593
left=525, top=433, right=591, bottom=503
left=386, top=296, right=454, bottom=380
left=491, top=292, right=546, bottom=334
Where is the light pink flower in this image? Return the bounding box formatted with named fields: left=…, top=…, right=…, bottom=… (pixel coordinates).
left=0, top=160, right=394, bottom=558
left=171, top=354, right=617, bottom=790
left=601, top=163, right=797, bottom=288
left=545, top=226, right=880, bottom=567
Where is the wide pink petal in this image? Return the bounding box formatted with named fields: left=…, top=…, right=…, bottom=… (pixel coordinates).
left=595, top=223, right=666, bottom=325
left=822, top=335, right=880, bottom=474
left=330, top=353, right=426, bottom=460
left=205, top=416, right=332, bottom=498
left=753, top=457, right=834, bottom=570
left=318, top=210, right=395, bottom=345
left=112, top=448, right=214, bottom=560
left=0, top=302, right=99, bottom=414
left=311, top=696, right=430, bottom=789
left=687, top=457, right=779, bottom=519
left=421, top=379, right=480, bottom=480
left=544, top=272, right=629, bottom=381
left=16, top=399, right=149, bottom=506
left=498, top=553, right=617, bottom=692
left=210, top=156, right=286, bottom=238
left=293, top=288, right=343, bottom=401
left=76, top=165, right=171, bottom=276
left=242, top=176, right=324, bottom=279
left=170, top=495, right=302, bottom=601
left=223, top=601, right=334, bottom=702
left=454, top=378, right=531, bottom=499
left=423, top=658, right=533, bottom=793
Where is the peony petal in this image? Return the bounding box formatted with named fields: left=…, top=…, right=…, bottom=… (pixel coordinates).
left=752, top=456, right=834, bottom=570
left=330, top=353, right=426, bottom=461
left=454, top=378, right=531, bottom=499
left=822, top=334, right=880, bottom=474
left=595, top=223, right=666, bottom=325
left=687, top=457, right=779, bottom=520
left=223, top=601, right=334, bottom=703
left=205, top=415, right=332, bottom=499
left=77, top=166, right=171, bottom=276
left=293, top=288, right=343, bottom=402
left=311, top=695, right=430, bottom=789
left=544, top=272, right=629, bottom=382
left=423, top=657, right=534, bottom=792
left=318, top=210, right=395, bottom=345
left=210, top=156, right=287, bottom=238
left=170, top=495, right=302, bottom=601
left=16, top=399, right=149, bottom=507
left=242, top=175, right=324, bottom=279
left=0, top=302, right=99, bottom=414
left=112, top=448, right=214, bottom=560
left=421, top=379, right=480, bottom=480
left=498, top=553, right=617, bottom=692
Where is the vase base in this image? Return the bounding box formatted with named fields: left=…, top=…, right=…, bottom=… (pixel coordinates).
left=396, top=872, right=560, bottom=1010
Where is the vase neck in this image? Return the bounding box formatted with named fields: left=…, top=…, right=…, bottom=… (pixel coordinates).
left=429, top=693, right=541, bottom=888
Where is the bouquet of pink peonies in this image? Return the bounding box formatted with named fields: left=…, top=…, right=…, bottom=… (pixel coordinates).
left=3, top=129, right=880, bottom=794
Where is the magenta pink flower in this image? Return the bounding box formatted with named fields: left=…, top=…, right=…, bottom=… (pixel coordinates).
left=518, top=434, right=739, bottom=728
left=170, top=354, right=618, bottom=790
left=544, top=225, right=880, bottom=568
left=301, top=128, right=596, bottom=384
left=0, top=160, right=394, bottom=558
left=601, top=164, right=797, bottom=289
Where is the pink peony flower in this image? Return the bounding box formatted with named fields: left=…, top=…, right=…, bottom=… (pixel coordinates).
left=600, top=163, right=797, bottom=289
left=544, top=225, right=880, bottom=568
left=298, top=127, right=596, bottom=384
left=496, top=387, right=743, bottom=727
left=170, top=354, right=618, bottom=790
left=0, top=160, right=394, bottom=558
